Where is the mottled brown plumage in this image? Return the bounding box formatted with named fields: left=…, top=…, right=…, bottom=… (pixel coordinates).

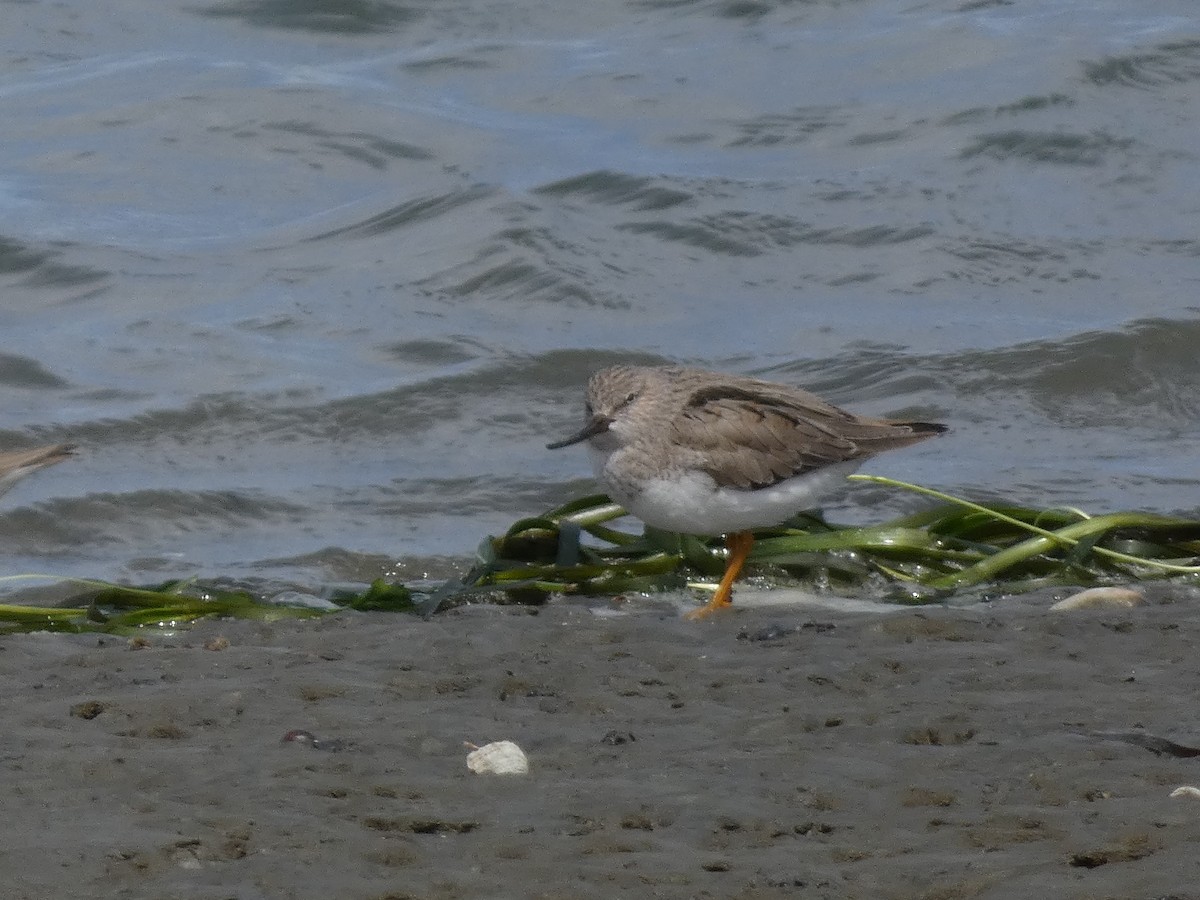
left=669, top=376, right=944, bottom=490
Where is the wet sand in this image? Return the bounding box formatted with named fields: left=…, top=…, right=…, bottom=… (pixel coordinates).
left=3, top=587, right=1200, bottom=899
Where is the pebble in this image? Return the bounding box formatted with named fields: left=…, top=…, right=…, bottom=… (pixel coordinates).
left=466, top=740, right=529, bottom=775
left=280, top=729, right=347, bottom=752
left=1049, top=587, right=1144, bottom=611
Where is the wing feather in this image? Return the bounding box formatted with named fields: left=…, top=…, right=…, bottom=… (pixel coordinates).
left=669, top=381, right=941, bottom=490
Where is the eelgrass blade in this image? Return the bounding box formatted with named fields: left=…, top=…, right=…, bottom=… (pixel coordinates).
left=0, top=574, right=396, bottom=634
left=852, top=475, right=1200, bottom=578
left=0, top=603, right=89, bottom=633
left=579, top=522, right=641, bottom=547
left=753, top=525, right=955, bottom=557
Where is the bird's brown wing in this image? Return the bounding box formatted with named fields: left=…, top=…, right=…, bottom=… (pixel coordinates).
left=669, top=382, right=941, bottom=490
left=0, top=443, right=76, bottom=497
left=0, top=444, right=75, bottom=473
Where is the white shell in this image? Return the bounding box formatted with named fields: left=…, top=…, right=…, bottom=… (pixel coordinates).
left=1169, top=786, right=1200, bottom=800
left=466, top=740, right=529, bottom=775
left=1049, top=587, right=1144, bottom=611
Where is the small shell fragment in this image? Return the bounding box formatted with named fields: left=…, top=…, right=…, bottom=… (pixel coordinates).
left=466, top=740, right=529, bottom=775
left=1049, top=587, right=1144, bottom=612
left=1170, top=786, right=1200, bottom=800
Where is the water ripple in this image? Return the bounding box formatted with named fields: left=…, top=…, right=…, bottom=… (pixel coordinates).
left=960, top=130, right=1134, bottom=166
left=195, top=0, right=422, bottom=34
left=306, top=185, right=496, bottom=240
left=535, top=171, right=694, bottom=211
left=1083, top=39, right=1200, bottom=89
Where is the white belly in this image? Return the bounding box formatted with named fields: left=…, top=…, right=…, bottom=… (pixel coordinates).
left=596, top=450, right=861, bottom=535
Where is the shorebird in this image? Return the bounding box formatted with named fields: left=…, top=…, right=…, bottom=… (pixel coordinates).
left=0, top=444, right=75, bottom=500
left=548, top=365, right=945, bottom=617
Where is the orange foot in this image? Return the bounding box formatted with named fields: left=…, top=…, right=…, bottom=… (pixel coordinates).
left=685, top=531, right=754, bottom=620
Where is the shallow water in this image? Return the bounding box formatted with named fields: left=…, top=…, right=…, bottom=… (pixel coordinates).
left=2, top=0, right=1199, bottom=593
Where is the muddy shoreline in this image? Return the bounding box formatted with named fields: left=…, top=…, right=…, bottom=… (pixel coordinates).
left=3, top=588, right=1200, bottom=899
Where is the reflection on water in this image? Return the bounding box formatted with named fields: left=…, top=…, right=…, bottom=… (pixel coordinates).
left=1, top=0, right=1198, bottom=592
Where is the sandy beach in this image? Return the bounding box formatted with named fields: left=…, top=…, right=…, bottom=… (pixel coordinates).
left=3, top=586, right=1200, bottom=899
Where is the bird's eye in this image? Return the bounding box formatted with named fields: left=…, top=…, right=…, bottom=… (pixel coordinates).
left=584, top=401, right=594, bottom=415
left=623, top=391, right=637, bottom=406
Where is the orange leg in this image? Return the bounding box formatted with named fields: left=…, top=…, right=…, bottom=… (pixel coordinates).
left=685, top=531, right=754, bottom=620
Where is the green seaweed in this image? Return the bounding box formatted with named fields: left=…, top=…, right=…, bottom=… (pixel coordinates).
left=0, top=577, right=331, bottom=635
left=2, top=478, right=1198, bottom=632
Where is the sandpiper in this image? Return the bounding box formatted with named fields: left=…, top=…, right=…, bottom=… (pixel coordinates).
left=547, top=366, right=946, bottom=617
left=0, top=444, right=75, bottom=500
